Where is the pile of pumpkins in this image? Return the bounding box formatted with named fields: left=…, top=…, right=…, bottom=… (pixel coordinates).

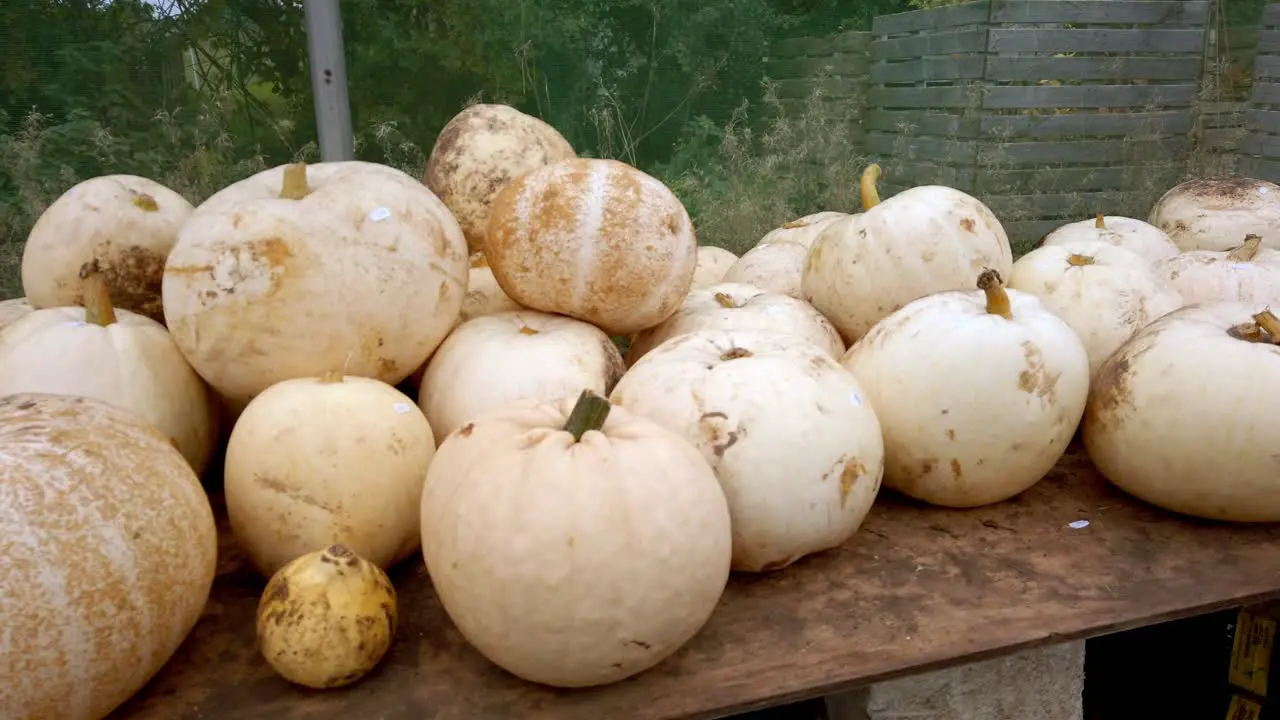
left=3, top=99, right=1280, bottom=718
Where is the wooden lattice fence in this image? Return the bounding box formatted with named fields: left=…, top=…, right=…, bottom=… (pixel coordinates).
left=1241, top=3, right=1280, bottom=182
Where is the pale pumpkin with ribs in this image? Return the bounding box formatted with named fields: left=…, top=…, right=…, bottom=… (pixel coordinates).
left=1152, top=234, right=1280, bottom=307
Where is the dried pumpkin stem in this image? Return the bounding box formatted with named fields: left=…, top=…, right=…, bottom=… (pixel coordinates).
left=1253, top=308, right=1280, bottom=344
left=860, top=164, right=883, bottom=211
left=713, top=292, right=739, bottom=308
left=1066, top=254, right=1095, bottom=267
left=79, top=260, right=117, bottom=327
left=977, top=268, right=1013, bottom=320
left=280, top=163, right=311, bottom=200
left=1095, top=213, right=1105, bottom=229
left=1227, top=234, right=1263, bottom=262
left=564, top=389, right=611, bottom=442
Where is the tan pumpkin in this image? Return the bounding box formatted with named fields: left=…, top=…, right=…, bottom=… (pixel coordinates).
left=690, top=246, right=739, bottom=291
left=21, top=174, right=193, bottom=322
left=0, top=393, right=216, bottom=719
left=485, top=158, right=697, bottom=336
left=420, top=391, right=732, bottom=688
left=0, top=263, right=218, bottom=475
left=418, top=310, right=624, bottom=439
left=1152, top=234, right=1280, bottom=307
left=424, top=103, right=576, bottom=253
left=626, top=282, right=844, bottom=365
left=162, top=161, right=468, bottom=411
left=803, top=165, right=1014, bottom=343
left=1148, top=176, right=1280, bottom=252
left=1039, top=213, right=1179, bottom=264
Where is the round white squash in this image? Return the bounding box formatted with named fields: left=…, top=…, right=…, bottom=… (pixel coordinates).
left=424, top=103, right=576, bottom=253
left=611, top=330, right=884, bottom=572
left=804, top=165, right=1014, bottom=344
left=0, top=263, right=218, bottom=475
left=1083, top=303, right=1280, bottom=521
left=0, top=297, right=33, bottom=331
left=420, top=391, right=732, bottom=688
left=1039, top=213, right=1179, bottom=264
left=485, top=158, right=697, bottom=336
left=756, top=211, right=848, bottom=247
left=21, top=174, right=193, bottom=323
left=0, top=393, right=216, bottom=719
left=162, top=161, right=468, bottom=410
left=1151, top=234, right=1280, bottom=306
left=225, top=373, right=436, bottom=576
left=1148, top=176, right=1280, bottom=252
left=1007, top=240, right=1183, bottom=379
left=720, top=241, right=810, bottom=299
left=626, top=282, right=844, bottom=365
left=690, top=246, right=739, bottom=291
left=840, top=269, right=1089, bottom=507
left=462, top=251, right=523, bottom=322
left=418, top=310, right=625, bottom=439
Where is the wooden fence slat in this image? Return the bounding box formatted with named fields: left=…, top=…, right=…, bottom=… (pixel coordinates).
left=872, top=1, right=990, bottom=36
left=1264, top=3, right=1280, bottom=27
left=881, top=162, right=969, bottom=188
left=1201, top=127, right=1246, bottom=151
left=1260, top=31, right=1280, bottom=54
left=1238, top=156, right=1280, bottom=184
left=869, top=85, right=979, bottom=109
left=976, top=166, right=1182, bottom=194
left=984, top=56, right=1201, bottom=82
left=987, top=28, right=1205, bottom=54
left=865, top=131, right=979, bottom=164
left=871, top=56, right=985, bottom=84
left=983, top=191, right=1156, bottom=219
left=1002, top=219, right=1076, bottom=246
left=1254, top=82, right=1280, bottom=106
left=773, top=77, right=865, bottom=101
left=981, top=111, right=1190, bottom=139
left=867, top=110, right=980, bottom=137
left=772, top=32, right=870, bottom=57
left=977, top=138, right=1188, bottom=166
left=1256, top=55, right=1280, bottom=80
left=1238, top=132, right=1280, bottom=158
left=989, top=0, right=1208, bottom=26
left=982, top=83, right=1199, bottom=109
left=872, top=28, right=988, bottom=62
left=766, top=55, right=871, bottom=80
left=1247, top=109, right=1280, bottom=136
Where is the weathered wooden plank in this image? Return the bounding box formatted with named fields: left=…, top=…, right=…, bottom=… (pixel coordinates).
left=1200, top=127, right=1245, bottom=152
left=990, top=0, right=1208, bottom=26
left=982, top=83, right=1199, bottom=109
left=872, top=1, right=990, bottom=36
left=1265, top=3, right=1280, bottom=28
left=1238, top=132, right=1280, bottom=158
left=772, top=32, right=870, bottom=58
left=976, top=165, right=1181, bottom=194
left=881, top=162, right=970, bottom=189
left=866, top=131, right=979, bottom=164
left=872, top=28, right=988, bottom=62
left=1201, top=111, right=1246, bottom=131
left=987, top=28, right=1205, bottom=54
left=773, top=77, right=865, bottom=101
left=867, top=110, right=980, bottom=137
left=871, top=56, right=986, bottom=84
left=984, top=56, right=1201, bottom=82
left=1239, top=155, right=1280, bottom=184
left=1003, top=219, right=1075, bottom=248
left=1255, top=55, right=1280, bottom=81
left=983, top=191, right=1155, bottom=220
left=1254, top=82, right=1280, bottom=107
left=767, top=54, right=871, bottom=80
left=981, top=110, right=1190, bottom=139
left=978, top=138, right=1187, bottom=166
left=869, top=85, right=980, bottom=110
left=1246, top=109, right=1280, bottom=136
left=1260, top=30, right=1280, bottom=54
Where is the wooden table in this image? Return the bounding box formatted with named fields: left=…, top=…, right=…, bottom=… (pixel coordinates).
left=114, top=447, right=1280, bottom=720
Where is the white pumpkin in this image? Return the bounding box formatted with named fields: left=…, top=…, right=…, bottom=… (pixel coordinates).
left=690, top=246, right=739, bottom=291
left=225, top=373, right=436, bottom=576
left=840, top=269, right=1089, bottom=507
left=462, top=251, right=523, bottom=322
left=0, top=263, right=218, bottom=475
left=0, top=297, right=33, bottom=331
left=418, top=310, right=625, bottom=439
left=756, top=211, right=848, bottom=247
left=424, top=103, right=577, bottom=253
left=485, top=158, right=697, bottom=336
left=627, top=282, right=844, bottom=365
left=1083, top=302, right=1280, bottom=521
left=1149, top=176, right=1280, bottom=252
left=1151, top=234, right=1280, bottom=307
left=21, top=174, right=193, bottom=322
left=420, top=391, right=732, bottom=688
left=0, top=393, right=216, bottom=719
left=1007, top=240, right=1183, bottom=379
left=162, top=161, right=468, bottom=410
left=803, top=165, right=1014, bottom=343
left=1039, top=213, right=1178, bottom=264
left=611, top=329, right=884, bottom=572
left=720, top=241, right=810, bottom=299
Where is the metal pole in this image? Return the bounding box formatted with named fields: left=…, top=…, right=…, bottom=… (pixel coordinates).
left=303, top=0, right=355, bottom=161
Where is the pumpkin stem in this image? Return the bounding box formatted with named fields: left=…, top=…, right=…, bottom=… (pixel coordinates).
left=977, top=268, right=1013, bottom=320
left=1253, top=308, right=1280, bottom=344
left=1066, top=254, right=1095, bottom=267
left=1094, top=213, right=1105, bottom=229
left=563, top=389, right=611, bottom=442
left=1227, top=234, right=1263, bottom=262
left=280, top=163, right=311, bottom=200
left=79, top=260, right=117, bottom=327
left=713, top=291, right=739, bottom=308
left=859, top=164, right=883, bottom=211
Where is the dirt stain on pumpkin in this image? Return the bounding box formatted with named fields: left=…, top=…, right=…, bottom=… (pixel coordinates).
left=1017, top=341, right=1059, bottom=401
left=950, top=458, right=963, bottom=480
left=71, top=246, right=168, bottom=323
left=699, top=411, right=742, bottom=457
left=838, top=457, right=866, bottom=508
left=959, top=217, right=976, bottom=233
